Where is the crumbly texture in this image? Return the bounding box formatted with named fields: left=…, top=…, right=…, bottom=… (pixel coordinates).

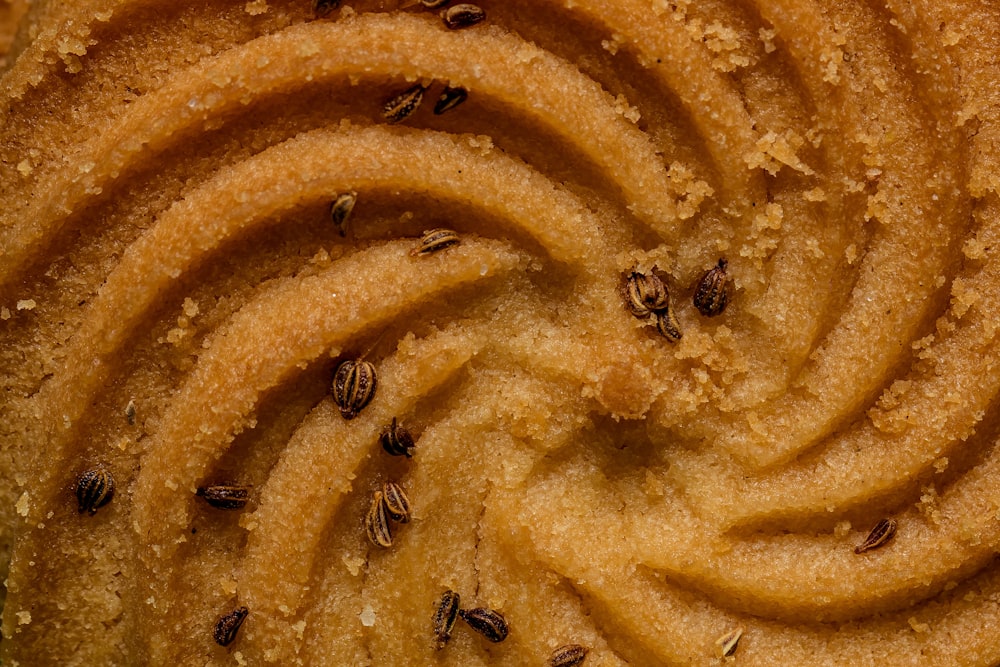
left=3, top=0, right=1000, bottom=664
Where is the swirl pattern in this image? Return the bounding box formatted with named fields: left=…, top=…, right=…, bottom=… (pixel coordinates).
left=3, top=0, right=1000, bottom=664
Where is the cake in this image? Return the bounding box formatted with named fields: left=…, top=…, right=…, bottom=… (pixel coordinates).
left=3, top=0, right=1000, bottom=664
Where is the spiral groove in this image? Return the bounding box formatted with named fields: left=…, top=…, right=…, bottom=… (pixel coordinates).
left=3, top=0, right=1000, bottom=664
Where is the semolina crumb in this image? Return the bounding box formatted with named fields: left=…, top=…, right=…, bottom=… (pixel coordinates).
left=803, top=187, right=827, bottom=202
left=244, top=0, right=268, bottom=15
left=601, top=33, right=624, bottom=55
left=220, top=576, right=238, bottom=596
left=16, top=611, right=31, bottom=625
left=16, top=299, right=36, bottom=311
left=845, top=244, right=858, bottom=265
left=613, top=94, right=641, bottom=123
left=15, top=492, right=29, bottom=517
left=759, top=27, right=777, bottom=53
left=182, top=297, right=199, bottom=318
left=359, top=604, right=376, bottom=627
left=343, top=554, right=365, bottom=576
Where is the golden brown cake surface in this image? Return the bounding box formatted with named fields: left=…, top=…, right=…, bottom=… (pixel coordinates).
left=3, top=0, right=1000, bottom=664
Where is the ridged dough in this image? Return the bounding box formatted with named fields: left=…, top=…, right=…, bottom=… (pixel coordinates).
left=3, top=0, right=1000, bottom=664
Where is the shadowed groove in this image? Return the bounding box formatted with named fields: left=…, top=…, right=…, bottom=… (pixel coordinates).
left=637, top=440, right=1000, bottom=621
left=505, top=420, right=1000, bottom=622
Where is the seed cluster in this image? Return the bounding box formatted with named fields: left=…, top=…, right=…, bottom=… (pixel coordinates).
left=76, top=467, right=115, bottom=516
left=433, top=589, right=511, bottom=647
left=623, top=269, right=682, bottom=342
left=365, top=481, right=413, bottom=548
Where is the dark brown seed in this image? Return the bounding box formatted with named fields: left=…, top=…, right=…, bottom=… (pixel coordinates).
left=716, top=626, right=744, bottom=657
left=550, top=644, right=589, bottom=667
left=693, top=258, right=730, bottom=317
left=383, top=84, right=426, bottom=124
left=434, top=86, right=468, bottom=115
left=625, top=270, right=669, bottom=318
left=330, top=192, right=357, bottom=237
left=197, top=485, right=251, bottom=510
left=433, top=589, right=461, bottom=649
left=333, top=359, right=378, bottom=419
left=382, top=480, right=412, bottom=523
left=380, top=417, right=416, bottom=457
left=214, top=606, right=249, bottom=647
left=855, top=518, right=897, bottom=554
left=442, top=4, right=486, bottom=30
left=312, top=0, right=340, bottom=18
left=459, top=607, right=508, bottom=643
left=421, top=0, right=450, bottom=7
left=365, top=490, right=393, bottom=548
left=77, top=467, right=114, bottom=516
left=411, top=228, right=460, bottom=256
left=656, top=306, right=682, bottom=342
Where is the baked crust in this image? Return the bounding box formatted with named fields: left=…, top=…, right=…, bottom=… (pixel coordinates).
left=2, top=0, right=1000, bottom=664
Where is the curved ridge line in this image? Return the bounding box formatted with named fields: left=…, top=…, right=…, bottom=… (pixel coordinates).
left=555, top=0, right=764, bottom=203
left=493, top=482, right=730, bottom=665
left=236, top=325, right=487, bottom=662
left=22, top=125, right=607, bottom=516
left=634, top=436, right=1000, bottom=621
left=695, top=0, right=968, bottom=468
left=130, top=238, right=520, bottom=558
left=348, top=369, right=590, bottom=664
left=682, top=238, right=1000, bottom=527
left=0, top=12, right=684, bottom=285
left=498, top=481, right=1000, bottom=665
left=1, top=0, right=748, bottom=210
left=238, top=309, right=649, bottom=661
